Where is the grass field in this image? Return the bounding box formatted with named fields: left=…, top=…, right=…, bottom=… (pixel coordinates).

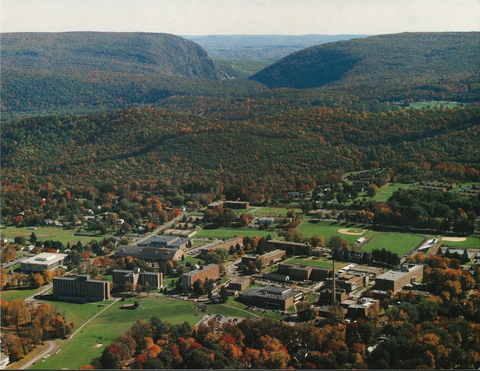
left=406, top=100, right=466, bottom=109
left=371, top=183, right=410, bottom=202
left=1, top=286, right=45, bottom=302
left=362, top=233, right=424, bottom=255
left=195, top=227, right=275, bottom=239
left=248, top=207, right=303, bottom=217
left=30, top=295, right=265, bottom=370
left=0, top=226, right=108, bottom=246
left=440, top=235, right=480, bottom=248
left=297, top=220, right=366, bottom=244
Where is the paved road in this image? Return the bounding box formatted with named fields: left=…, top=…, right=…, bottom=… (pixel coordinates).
left=19, top=340, right=56, bottom=369
left=20, top=298, right=120, bottom=369
left=134, top=213, right=185, bottom=245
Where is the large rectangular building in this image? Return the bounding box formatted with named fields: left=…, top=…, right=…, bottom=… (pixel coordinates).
left=20, top=253, right=68, bottom=272
left=240, top=285, right=303, bottom=310
left=53, top=275, right=110, bottom=302
left=199, top=237, right=243, bottom=257
left=113, top=268, right=162, bottom=290
left=375, top=264, right=424, bottom=292
left=138, top=236, right=191, bottom=250
left=278, top=263, right=332, bottom=281
left=182, top=264, right=220, bottom=292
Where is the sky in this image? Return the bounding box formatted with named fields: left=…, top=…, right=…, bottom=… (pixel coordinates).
left=1, top=0, right=479, bottom=35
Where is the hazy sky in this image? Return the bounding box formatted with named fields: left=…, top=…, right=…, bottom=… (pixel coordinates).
left=1, top=0, right=479, bottom=35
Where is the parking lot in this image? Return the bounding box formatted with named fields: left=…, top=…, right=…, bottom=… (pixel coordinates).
left=196, top=314, right=244, bottom=328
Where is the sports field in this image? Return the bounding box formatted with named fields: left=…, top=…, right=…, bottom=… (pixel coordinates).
left=361, top=233, right=424, bottom=255
left=297, top=220, right=367, bottom=244
left=440, top=235, right=480, bottom=248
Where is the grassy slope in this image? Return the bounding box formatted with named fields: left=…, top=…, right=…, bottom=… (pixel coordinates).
left=362, top=233, right=424, bottom=255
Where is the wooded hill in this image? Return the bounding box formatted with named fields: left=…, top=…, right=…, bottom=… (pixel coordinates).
left=2, top=106, right=480, bottom=191
left=250, top=32, right=480, bottom=90
left=2, top=32, right=479, bottom=121
left=0, top=32, right=266, bottom=120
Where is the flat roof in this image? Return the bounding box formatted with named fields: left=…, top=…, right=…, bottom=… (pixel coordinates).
left=22, top=253, right=68, bottom=265
left=183, top=264, right=219, bottom=276
left=242, top=285, right=302, bottom=300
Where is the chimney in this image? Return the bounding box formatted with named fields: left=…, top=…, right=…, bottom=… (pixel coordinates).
left=332, top=260, right=336, bottom=305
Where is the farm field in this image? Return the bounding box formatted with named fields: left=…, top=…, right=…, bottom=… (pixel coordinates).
left=406, top=100, right=466, bottom=109
left=0, top=226, right=108, bottom=246
left=297, top=220, right=367, bottom=244
left=195, top=227, right=275, bottom=239
left=361, top=233, right=425, bottom=255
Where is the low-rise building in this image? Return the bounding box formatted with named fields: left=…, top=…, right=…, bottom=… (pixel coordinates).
left=199, top=237, right=243, bottom=257
left=278, top=263, right=332, bottom=281
left=182, top=264, right=220, bottom=292
left=113, top=245, right=186, bottom=262
left=375, top=264, right=424, bottom=292
left=325, top=272, right=367, bottom=293
left=20, top=252, right=68, bottom=272
left=240, top=285, right=303, bottom=310
left=113, top=268, right=162, bottom=290
left=241, top=249, right=286, bottom=266
left=346, top=298, right=380, bottom=319
left=138, top=236, right=191, bottom=250
left=267, top=240, right=310, bottom=255
left=53, top=275, right=110, bottom=302
left=228, top=277, right=251, bottom=292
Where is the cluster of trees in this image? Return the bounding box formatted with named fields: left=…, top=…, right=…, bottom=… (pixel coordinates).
left=375, top=189, right=479, bottom=233
left=1, top=300, right=73, bottom=362
left=1, top=268, right=64, bottom=291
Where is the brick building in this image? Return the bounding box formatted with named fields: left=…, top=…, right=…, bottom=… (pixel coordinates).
left=207, top=201, right=250, bottom=210
left=53, top=275, right=110, bottom=302
left=199, top=237, right=243, bottom=257
left=277, top=263, right=332, bottom=281
left=228, top=277, right=251, bottom=292
left=113, top=268, right=162, bottom=290
left=182, top=264, right=220, bottom=292
left=375, top=264, right=424, bottom=292
left=267, top=240, right=310, bottom=255
left=241, top=249, right=286, bottom=266
left=138, top=236, right=191, bottom=250
left=346, top=298, right=380, bottom=319
left=325, top=272, right=367, bottom=293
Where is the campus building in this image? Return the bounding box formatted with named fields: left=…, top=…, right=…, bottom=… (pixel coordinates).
left=240, top=285, right=303, bottom=310
left=277, top=263, right=333, bottom=281
left=113, top=245, right=186, bottom=262
left=20, top=252, right=68, bottom=273
left=207, top=201, right=250, bottom=210
left=267, top=240, right=310, bottom=255
left=375, top=264, right=424, bottom=292
left=199, top=237, right=243, bottom=257
left=227, top=277, right=251, bottom=292
left=138, top=236, right=191, bottom=250
left=241, top=249, right=286, bottom=266
left=181, top=264, right=220, bottom=292
left=345, top=298, right=380, bottom=320
left=113, top=268, right=162, bottom=290
left=53, top=275, right=110, bottom=302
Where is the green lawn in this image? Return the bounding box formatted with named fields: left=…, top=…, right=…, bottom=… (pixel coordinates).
left=440, top=235, right=480, bottom=248
left=31, top=295, right=272, bottom=370
left=1, top=226, right=109, bottom=246
left=221, top=297, right=286, bottom=320
left=362, top=233, right=424, bottom=255
left=195, top=227, right=275, bottom=239
left=297, top=220, right=366, bottom=244
left=407, top=100, right=466, bottom=109
left=371, top=183, right=410, bottom=202
left=1, top=286, right=45, bottom=302
left=248, top=207, right=303, bottom=217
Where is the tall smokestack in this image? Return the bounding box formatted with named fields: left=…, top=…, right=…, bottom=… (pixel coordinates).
left=332, top=260, right=336, bottom=305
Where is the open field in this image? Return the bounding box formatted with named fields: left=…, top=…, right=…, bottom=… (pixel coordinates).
left=371, top=183, right=410, bottom=202
left=0, top=226, right=108, bottom=246
left=406, top=100, right=466, bottom=109
left=440, top=235, right=480, bottom=248
left=195, top=227, right=275, bottom=239
left=297, top=220, right=367, bottom=244
left=29, top=295, right=265, bottom=370
left=1, top=286, right=45, bottom=302
left=284, top=256, right=348, bottom=271
left=361, top=233, right=424, bottom=255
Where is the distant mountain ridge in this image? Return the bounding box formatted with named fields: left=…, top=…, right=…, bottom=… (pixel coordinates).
left=2, top=32, right=221, bottom=78
left=250, top=32, right=480, bottom=89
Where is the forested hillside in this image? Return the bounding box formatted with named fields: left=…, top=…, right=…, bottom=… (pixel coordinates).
left=2, top=106, right=480, bottom=193
left=0, top=32, right=266, bottom=120
left=250, top=32, right=480, bottom=98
